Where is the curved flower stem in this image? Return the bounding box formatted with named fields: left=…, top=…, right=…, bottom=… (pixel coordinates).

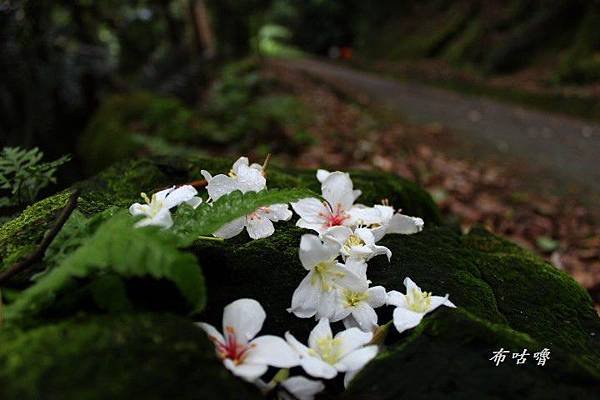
left=197, top=235, right=225, bottom=242
left=262, top=153, right=272, bottom=174
left=371, top=320, right=392, bottom=346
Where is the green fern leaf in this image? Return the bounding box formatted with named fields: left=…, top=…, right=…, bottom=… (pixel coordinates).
left=171, top=188, right=317, bottom=246
left=5, top=212, right=205, bottom=322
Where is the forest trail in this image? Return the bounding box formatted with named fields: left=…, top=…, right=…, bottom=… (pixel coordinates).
left=271, top=57, right=600, bottom=195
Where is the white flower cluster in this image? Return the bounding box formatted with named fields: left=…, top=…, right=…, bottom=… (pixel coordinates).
left=129, top=157, right=456, bottom=399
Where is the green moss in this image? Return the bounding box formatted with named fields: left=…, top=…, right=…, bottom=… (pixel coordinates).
left=0, top=191, right=72, bottom=261
left=345, top=309, right=600, bottom=399
left=78, top=92, right=203, bottom=174
left=0, top=313, right=262, bottom=400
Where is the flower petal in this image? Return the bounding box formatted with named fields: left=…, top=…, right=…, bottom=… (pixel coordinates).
left=154, top=187, right=174, bottom=203
left=296, top=219, right=327, bottom=233
left=288, top=271, right=320, bottom=318
left=348, top=206, right=383, bottom=226
left=214, top=216, right=246, bottom=239
left=387, top=214, right=424, bottom=235
left=163, top=185, right=198, bottom=209
left=129, top=203, right=150, bottom=217
left=281, top=376, right=325, bottom=400
left=200, top=170, right=213, bottom=181
left=366, top=286, right=387, bottom=308
left=321, top=172, right=355, bottom=211
left=236, top=164, right=266, bottom=193
left=334, top=263, right=367, bottom=292
left=246, top=214, right=275, bottom=239
left=321, top=225, right=352, bottom=247
left=196, top=322, right=224, bottom=345
left=403, top=277, right=422, bottom=293
left=429, top=295, right=456, bottom=311
left=316, top=169, right=331, bottom=183
left=315, top=289, right=339, bottom=320
left=232, top=156, right=249, bottom=173
left=285, top=331, right=311, bottom=356
left=223, top=359, right=267, bottom=381
left=292, top=198, right=329, bottom=224
left=386, top=290, right=406, bottom=307
left=245, top=335, right=299, bottom=368
left=392, top=307, right=424, bottom=333
left=342, top=259, right=368, bottom=281
left=205, top=174, right=238, bottom=201
left=134, top=208, right=173, bottom=229
left=308, top=318, right=333, bottom=349
left=335, top=328, right=373, bottom=358
left=185, top=196, right=203, bottom=209
left=301, top=355, right=338, bottom=379
left=335, top=345, right=378, bottom=372
left=262, top=203, right=293, bottom=222
left=344, top=369, right=359, bottom=388
left=298, top=234, right=339, bottom=270
left=351, top=303, right=378, bottom=332
left=222, top=298, right=265, bottom=345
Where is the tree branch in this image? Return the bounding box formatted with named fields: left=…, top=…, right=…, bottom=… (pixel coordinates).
left=0, top=190, right=80, bottom=285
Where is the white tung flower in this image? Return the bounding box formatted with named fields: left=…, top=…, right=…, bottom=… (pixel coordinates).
left=292, top=171, right=362, bottom=234
left=387, top=277, right=456, bottom=334
left=128, top=185, right=202, bottom=229
left=214, top=204, right=293, bottom=240
left=201, top=156, right=266, bottom=200
left=329, top=261, right=387, bottom=332
left=197, top=298, right=299, bottom=381
left=349, top=204, right=424, bottom=242
left=202, top=156, right=292, bottom=240
left=322, top=225, right=391, bottom=262
left=288, top=234, right=363, bottom=319
left=285, top=318, right=378, bottom=387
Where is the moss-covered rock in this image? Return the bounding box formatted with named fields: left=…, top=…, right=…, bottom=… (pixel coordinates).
left=0, top=191, right=72, bottom=261
left=0, top=156, right=598, bottom=398
left=344, top=308, right=600, bottom=399
left=0, top=313, right=262, bottom=400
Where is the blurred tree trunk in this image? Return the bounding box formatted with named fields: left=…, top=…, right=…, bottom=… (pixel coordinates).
left=189, top=0, right=215, bottom=58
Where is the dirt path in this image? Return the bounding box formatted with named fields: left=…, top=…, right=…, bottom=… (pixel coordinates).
left=271, top=58, right=600, bottom=196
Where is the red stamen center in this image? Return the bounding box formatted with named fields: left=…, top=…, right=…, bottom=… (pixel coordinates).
left=213, top=326, right=251, bottom=364
left=321, top=202, right=349, bottom=227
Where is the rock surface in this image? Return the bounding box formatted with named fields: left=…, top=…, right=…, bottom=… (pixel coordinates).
left=0, top=156, right=598, bottom=398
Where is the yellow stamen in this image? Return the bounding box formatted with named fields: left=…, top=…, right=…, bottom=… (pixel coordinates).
left=315, top=337, right=343, bottom=364
left=311, top=260, right=345, bottom=291
left=343, top=234, right=366, bottom=254
left=406, top=288, right=432, bottom=313
left=343, top=289, right=369, bottom=308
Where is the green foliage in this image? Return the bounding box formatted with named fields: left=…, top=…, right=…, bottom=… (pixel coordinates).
left=0, top=147, right=70, bottom=207
left=78, top=92, right=203, bottom=173
left=200, top=60, right=308, bottom=150
left=41, top=208, right=120, bottom=272
left=171, top=188, right=318, bottom=246
left=4, top=212, right=206, bottom=323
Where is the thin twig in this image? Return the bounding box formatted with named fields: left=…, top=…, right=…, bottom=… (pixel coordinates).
left=0, top=288, right=3, bottom=328
left=0, top=190, right=80, bottom=285
left=187, top=179, right=208, bottom=189
left=155, top=179, right=207, bottom=193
